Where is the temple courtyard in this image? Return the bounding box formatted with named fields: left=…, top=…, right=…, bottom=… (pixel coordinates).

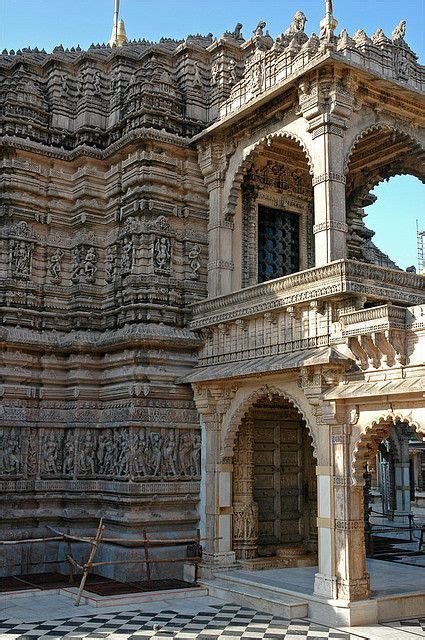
left=1, top=565, right=425, bottom=640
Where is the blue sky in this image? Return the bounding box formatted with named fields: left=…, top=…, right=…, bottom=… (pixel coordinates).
left=1, top=0, right=424, bottom=268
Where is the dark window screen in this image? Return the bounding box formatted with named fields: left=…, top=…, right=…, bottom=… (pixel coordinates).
left=258, top=205, right=300, bottom=283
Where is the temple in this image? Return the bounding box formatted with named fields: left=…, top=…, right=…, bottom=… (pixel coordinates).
left=0, top=2, right=424, bottom=627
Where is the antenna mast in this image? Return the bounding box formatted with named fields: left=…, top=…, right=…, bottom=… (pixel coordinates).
left=417, top=219, right=425, bottom=274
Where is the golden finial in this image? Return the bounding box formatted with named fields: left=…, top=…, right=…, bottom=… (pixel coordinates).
left=109, top=0, right=128, bottom=47
left=320, top=0, right=338, bottom=40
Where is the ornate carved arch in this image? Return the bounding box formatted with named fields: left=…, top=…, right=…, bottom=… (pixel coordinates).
left=344, top=121, right=425, bottom=175
left=351, top=412, right=425, bottom=485
left=221, top=383, right=318, bottom=461
left=225, top=129, right=314, bottom=220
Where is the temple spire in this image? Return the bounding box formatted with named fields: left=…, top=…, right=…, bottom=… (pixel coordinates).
left=109, top=0, right=128, bottom=47
left=320, top=0, right=338, bottom=40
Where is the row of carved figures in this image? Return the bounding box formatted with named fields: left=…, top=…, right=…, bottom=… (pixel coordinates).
left=10, top=237, right=201, bottom=282
left=0, top=427, right=201, bottom=480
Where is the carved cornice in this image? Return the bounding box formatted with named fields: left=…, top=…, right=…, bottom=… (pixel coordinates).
left=189, top=260, right=424, bottom=329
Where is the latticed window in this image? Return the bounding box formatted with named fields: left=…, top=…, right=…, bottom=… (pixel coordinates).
left=257, top=205, right=300, bottom=283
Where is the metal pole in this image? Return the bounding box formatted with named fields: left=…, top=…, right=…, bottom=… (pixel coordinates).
left=113, top=0, right=120, bottom=45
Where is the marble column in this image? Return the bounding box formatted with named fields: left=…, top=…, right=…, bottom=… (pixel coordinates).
left=332, top=427, right=370, bottom=601
left=193, top=386, right=236, bottom=567
left=314, top=465, right=338, bottom=599
left=311, top=120, right=348, bottom=265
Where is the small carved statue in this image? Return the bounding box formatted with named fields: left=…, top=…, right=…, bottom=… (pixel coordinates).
left=178, top=432, right=192, bottom=476
left=154, top=236, right=171, bottom=270
left=11, top=240, right=33, bottom=278
left=228, top=59, right=237, bottom=85
left=253, top=20, right=266, bottom=37
left=134, top=430, right=149, bottom=477
left=162, top=432, right=177, bottom=476
left=105, top=245, right=116, bottom=282
left=190, top=432, right=201, bottom=476
left=43, top=431, right=61, bottom=475
left=60, top=74, right=69, bottom=95
left=211, top=63, right=219, bottom=85
left=193, top=61, right=203, bottom=88
left=150, top=432, right=163, bottom=476
left=84, top=246, right=97, bottom=283
left=71, top=246, right=84, bottom=283
left=188, top=244, right=201, bottom=279
left=97, top=430, right=114, bottom=475
left=115, top=430, right=129, bottom=476
left=251, top=61, right=264, bottom=93
left=79, top=431, right=96, bottom=475
left=121, top=237, right=133, bottom=274
left=233, top=23, right=243, bottom=39
left=48, top=247, right=63, bottom=282
left=2, top=430, right=20, bottom=474
left=285, top=11, right=307, bottom=35
left=110, top=71, right=118, bottom=92
left=62, top=432, right=75, bottom=475
left=93, top=70, right=102, bottom=93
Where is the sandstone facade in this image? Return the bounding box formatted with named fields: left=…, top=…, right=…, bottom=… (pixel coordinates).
left=0, top=8, right=424, bottom=607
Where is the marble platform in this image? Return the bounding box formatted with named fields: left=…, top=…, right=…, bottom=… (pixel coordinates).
left=202, top=559, right=425, bottom=627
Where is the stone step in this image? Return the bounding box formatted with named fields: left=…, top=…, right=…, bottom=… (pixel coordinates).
left=201, top=575, right=308, bottom=619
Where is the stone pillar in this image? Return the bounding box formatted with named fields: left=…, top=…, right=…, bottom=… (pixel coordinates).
left=310, top=123, right=347, bottom=265
left=314, top=465, right=337, bottom=599
left=298, top=73, right=354, bottom=266
left=392, top=428, right=412, bottom=522
left=233, top=419, right=258, bottom=559
left=198, top=142, right=234, bottom=297
left=332, top=427, right=370, bottom=601
left=193, top=385, right=236, bottom=567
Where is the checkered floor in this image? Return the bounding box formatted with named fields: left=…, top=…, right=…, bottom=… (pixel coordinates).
left=0, top=603, right=366, bottom=639
left=384, top=617, right=425, bottom=636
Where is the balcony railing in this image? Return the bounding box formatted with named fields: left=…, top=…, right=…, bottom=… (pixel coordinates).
left=190, top=260, right=424, bottom=329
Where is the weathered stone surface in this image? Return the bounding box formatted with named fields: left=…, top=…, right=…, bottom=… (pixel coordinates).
left=0, top=9, right=424, bottom=609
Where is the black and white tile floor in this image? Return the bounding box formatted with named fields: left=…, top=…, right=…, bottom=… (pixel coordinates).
left=0, top=603, right=366, bottom=640
left=384, top=617, right=425, bottom=636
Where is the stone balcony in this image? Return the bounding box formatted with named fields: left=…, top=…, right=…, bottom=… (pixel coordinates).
left=184, top=261, right=424, bottom=380
left=190, top=260, right=425, bottom=330
left=339, top=304, right=408, bottom=369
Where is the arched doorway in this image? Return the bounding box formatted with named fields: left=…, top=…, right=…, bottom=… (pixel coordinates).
left=353, top=418, right=425, bottom=570
left=232, top=394, right=317, bottom=567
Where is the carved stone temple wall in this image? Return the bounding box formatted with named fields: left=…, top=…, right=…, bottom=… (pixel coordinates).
left=1, top=7, right=425, bottom=611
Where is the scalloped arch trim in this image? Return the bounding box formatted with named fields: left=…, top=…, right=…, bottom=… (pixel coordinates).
left=352, top=413, right=425, bottom=484
left=225, top=131, right=314, bottom=220
left=221, top=384, right=317, bottom=461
